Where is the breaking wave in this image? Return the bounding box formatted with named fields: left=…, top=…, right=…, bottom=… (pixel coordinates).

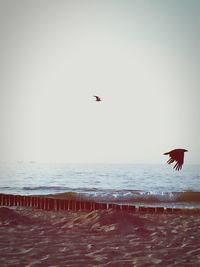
left=1, top=186, right=200, bottom=205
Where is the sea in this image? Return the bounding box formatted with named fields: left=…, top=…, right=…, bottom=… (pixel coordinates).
left=0, top=162, right=200, bottom=209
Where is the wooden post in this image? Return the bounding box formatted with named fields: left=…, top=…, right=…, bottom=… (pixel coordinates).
left=39, top=197, right=44, bottom=210
left=121, top=205, right=130, bottom=211
left=22, top=196, right=26, bottom=206
left=84, top=201, right=92, bottom=211
left=156, top=207, right=165, bottom=213
left=32, top=197, right=37, bottom=208
left=139, top=206, right=147, bottom=212
left=94, top=202, right=101, bottom=210
left=1, top=194, right=5, bottom=206
left=166, top=208, right=173, bottom=213
left=8, top=195, right=12, bottom=206
left=27, top=196, right=31, bottom=207
left=75, top=201, right=81, bottom=211
left=48, top=198, right=54, bottom=210
left=58, top=199, right=64, bottom=210
left=79, top=201, right=84, bottom=211
left=128, top=205, right=136, bottom=212
left=100, top=202, right=106, bottom=209
left=107, top=203, right=114, bottom=209
left=147, top=207, right=156, bottom=213
left=172, top=208, right=182, bottom=213
left=44, top=198, right=49, bottom=210
left=55, top=199, right=61, bottom=211
left=63, top=199, right=68, bottom=210
left=16, top=195, right=20, bottom=206
left=5, top=194, right=9, bottom=206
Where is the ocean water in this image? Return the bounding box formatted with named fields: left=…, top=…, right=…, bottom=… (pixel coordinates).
left=0, top=163, right=200, bottom=208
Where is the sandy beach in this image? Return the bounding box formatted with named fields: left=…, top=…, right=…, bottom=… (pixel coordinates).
left=0, top=206, right=200, bottom=267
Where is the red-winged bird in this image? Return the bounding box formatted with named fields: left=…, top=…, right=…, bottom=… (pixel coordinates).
left=93, top=95, right=101, bottom=102
left=163, top=148, right=188, bottom=171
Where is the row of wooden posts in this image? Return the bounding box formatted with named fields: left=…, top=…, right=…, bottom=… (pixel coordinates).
left=0, top=193, right=195, bottom=213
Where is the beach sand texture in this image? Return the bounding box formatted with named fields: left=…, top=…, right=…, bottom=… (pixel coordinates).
left=0, top=206, right=200, bottom=267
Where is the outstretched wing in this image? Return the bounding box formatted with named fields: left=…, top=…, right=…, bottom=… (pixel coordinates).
left=174, top=152, right=184, bottom=171
left=93, top=95, right=101, bottom=101
left=173, top=161, right=183, bottom=171
left=167, top=150, right=184, bottom=171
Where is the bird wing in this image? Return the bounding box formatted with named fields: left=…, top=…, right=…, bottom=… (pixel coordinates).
left=164, top=149, right=187, bottom=171
left=93, top=95, right=101, bottom=101
left=174, top=162, right=183, bottom=171
left=169, top=150, right=184, bottom=171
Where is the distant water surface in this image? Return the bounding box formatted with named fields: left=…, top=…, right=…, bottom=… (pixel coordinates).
left=0, top=163, right=200, bottom=208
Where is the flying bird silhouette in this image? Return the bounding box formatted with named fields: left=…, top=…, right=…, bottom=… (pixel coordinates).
left=163, top=148, right=188, bottom=171
left=93, top=95, right=101, bottom=102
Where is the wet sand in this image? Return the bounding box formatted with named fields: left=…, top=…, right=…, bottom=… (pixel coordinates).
left=0, top=206, right=200, bottom=266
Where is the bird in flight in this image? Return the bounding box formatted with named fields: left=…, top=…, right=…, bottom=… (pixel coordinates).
left=93, top=95, right=101, bottom=102
left=163, top=148, right=188, bottom=171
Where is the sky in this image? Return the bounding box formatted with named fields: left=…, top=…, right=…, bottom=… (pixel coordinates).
left=0, top=0, right=200, bottom=164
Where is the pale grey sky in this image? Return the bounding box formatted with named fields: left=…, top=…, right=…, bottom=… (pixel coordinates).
left=0, top=0, right=199, bottom=163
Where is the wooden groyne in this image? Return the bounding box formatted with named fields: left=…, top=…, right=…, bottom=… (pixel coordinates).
left=0, top=193, right=199, bottom=214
